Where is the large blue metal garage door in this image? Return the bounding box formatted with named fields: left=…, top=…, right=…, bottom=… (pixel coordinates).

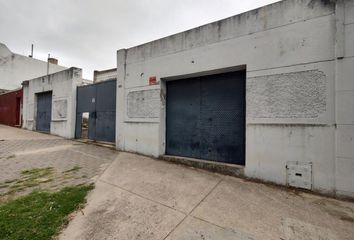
left=166, top=71, right=245, bottom=165
left=75, top=79, right=116, bottom=142
left=36, top=91, right=52, bottom=133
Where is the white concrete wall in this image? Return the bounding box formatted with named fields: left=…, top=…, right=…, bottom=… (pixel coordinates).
left=22, top=68, right=82, bottom=138
left=94, top=69, right=117, bottom=83
left=334, top=0, right=354, bottom=198
left=116, top=0, right=353, bottom=197
left=0, top=43, right=66, bottom=90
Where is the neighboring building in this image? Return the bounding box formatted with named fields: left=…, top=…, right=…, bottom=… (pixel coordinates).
left=22, top=68, right=84, bottom=138
left=93, top=68, right=117, bottom=83
left=0, top=89, right=9, bottom=94
left=0, top=88, right=23, bottom=127
left=115, top=0, right=354, bottom=198
left=81, top=79, right=93, bottom=86
left=0, top=43, right=67, bottom=90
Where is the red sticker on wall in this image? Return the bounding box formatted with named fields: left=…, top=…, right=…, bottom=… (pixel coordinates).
left=149, top=76, right=157, bottom=85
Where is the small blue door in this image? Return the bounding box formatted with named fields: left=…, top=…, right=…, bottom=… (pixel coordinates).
left=36, top=91, right=52, bottom=133
left=95, top=80, right=116, bottom=142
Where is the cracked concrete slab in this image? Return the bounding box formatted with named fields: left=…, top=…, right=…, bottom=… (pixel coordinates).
left=165, top=216, right=255, bottom=240
left=99, top=152, right=222, bottom=214
left=60, top=181, right=185, bottom=240
left=281, top=218, right=339, bottom=240
left=191, top=176, right=354, bottom=240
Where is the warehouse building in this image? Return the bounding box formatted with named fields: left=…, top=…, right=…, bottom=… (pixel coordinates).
left=22, top=68, right=86, bottom=138
left=115, top=0, right=354, bottom=198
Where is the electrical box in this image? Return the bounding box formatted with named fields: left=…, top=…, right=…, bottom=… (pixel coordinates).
left=286, top=162, right=312, bottom=190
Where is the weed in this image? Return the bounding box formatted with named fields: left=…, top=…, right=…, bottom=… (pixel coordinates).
left=63, top=165, right=81, bottom=173
left=1, top=167, right=55, bottom=196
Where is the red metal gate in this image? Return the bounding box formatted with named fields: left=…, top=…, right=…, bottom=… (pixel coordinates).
left=0, top=88, right=23, bottom=127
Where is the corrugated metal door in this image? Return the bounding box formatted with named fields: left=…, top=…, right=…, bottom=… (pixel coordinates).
left=95, top=80, right=116, bottom=142
left=36, top=91, right=52, bottom=132
left=75, top=80, right=116, bottom=142
left=76, top=84, right=96, bottom=140
left=166, top=79, right=201, bottom=159
left=166, top=71, right=245, bottom=165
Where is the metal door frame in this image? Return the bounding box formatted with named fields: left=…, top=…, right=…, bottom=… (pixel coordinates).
left=75, top=79, right=116, bottom=143
left=35, top=91, right=52, bottom=133
left=162, top=66, right=247, bottom=165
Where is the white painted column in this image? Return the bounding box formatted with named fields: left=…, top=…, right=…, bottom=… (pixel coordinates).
left=116, top=49, right=127, bottom=150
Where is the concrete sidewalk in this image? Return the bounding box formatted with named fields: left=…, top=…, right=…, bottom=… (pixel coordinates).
left=60, top=152, right=354, bottom=240
left=1, top=125, right=353, bottom=240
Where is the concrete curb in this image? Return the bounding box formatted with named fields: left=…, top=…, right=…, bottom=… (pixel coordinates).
left=159, top=155, right=245, bottom=177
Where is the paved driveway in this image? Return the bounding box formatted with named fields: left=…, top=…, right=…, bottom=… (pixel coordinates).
left=0, top=125, right=353, bottom=240
left=0, top=125, right=117, bottom=200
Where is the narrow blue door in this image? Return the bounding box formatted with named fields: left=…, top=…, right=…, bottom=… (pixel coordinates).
left=95, top=80, right=116, bottom=142
left=36, top=91, right=52, bottom=133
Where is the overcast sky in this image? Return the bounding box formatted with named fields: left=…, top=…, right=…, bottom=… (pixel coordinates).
left=0, top=0, right=279, bottom=79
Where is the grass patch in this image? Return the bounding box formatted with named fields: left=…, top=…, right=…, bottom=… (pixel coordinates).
left=21, top=167, right=53, bottom=177
left=1, top=167, right=54, bottom=196
left=4, top=180, right=17, bottom=184
left=0, top=184, right=9, bottom=189
left=63, top=165, right=81, bottom=173
left=0, top=184, right=93, bottom=240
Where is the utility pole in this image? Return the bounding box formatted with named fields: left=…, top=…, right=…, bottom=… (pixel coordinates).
left=29, top=44, right=34, bottom=58
left=47, top=53, right=50, bottom=75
